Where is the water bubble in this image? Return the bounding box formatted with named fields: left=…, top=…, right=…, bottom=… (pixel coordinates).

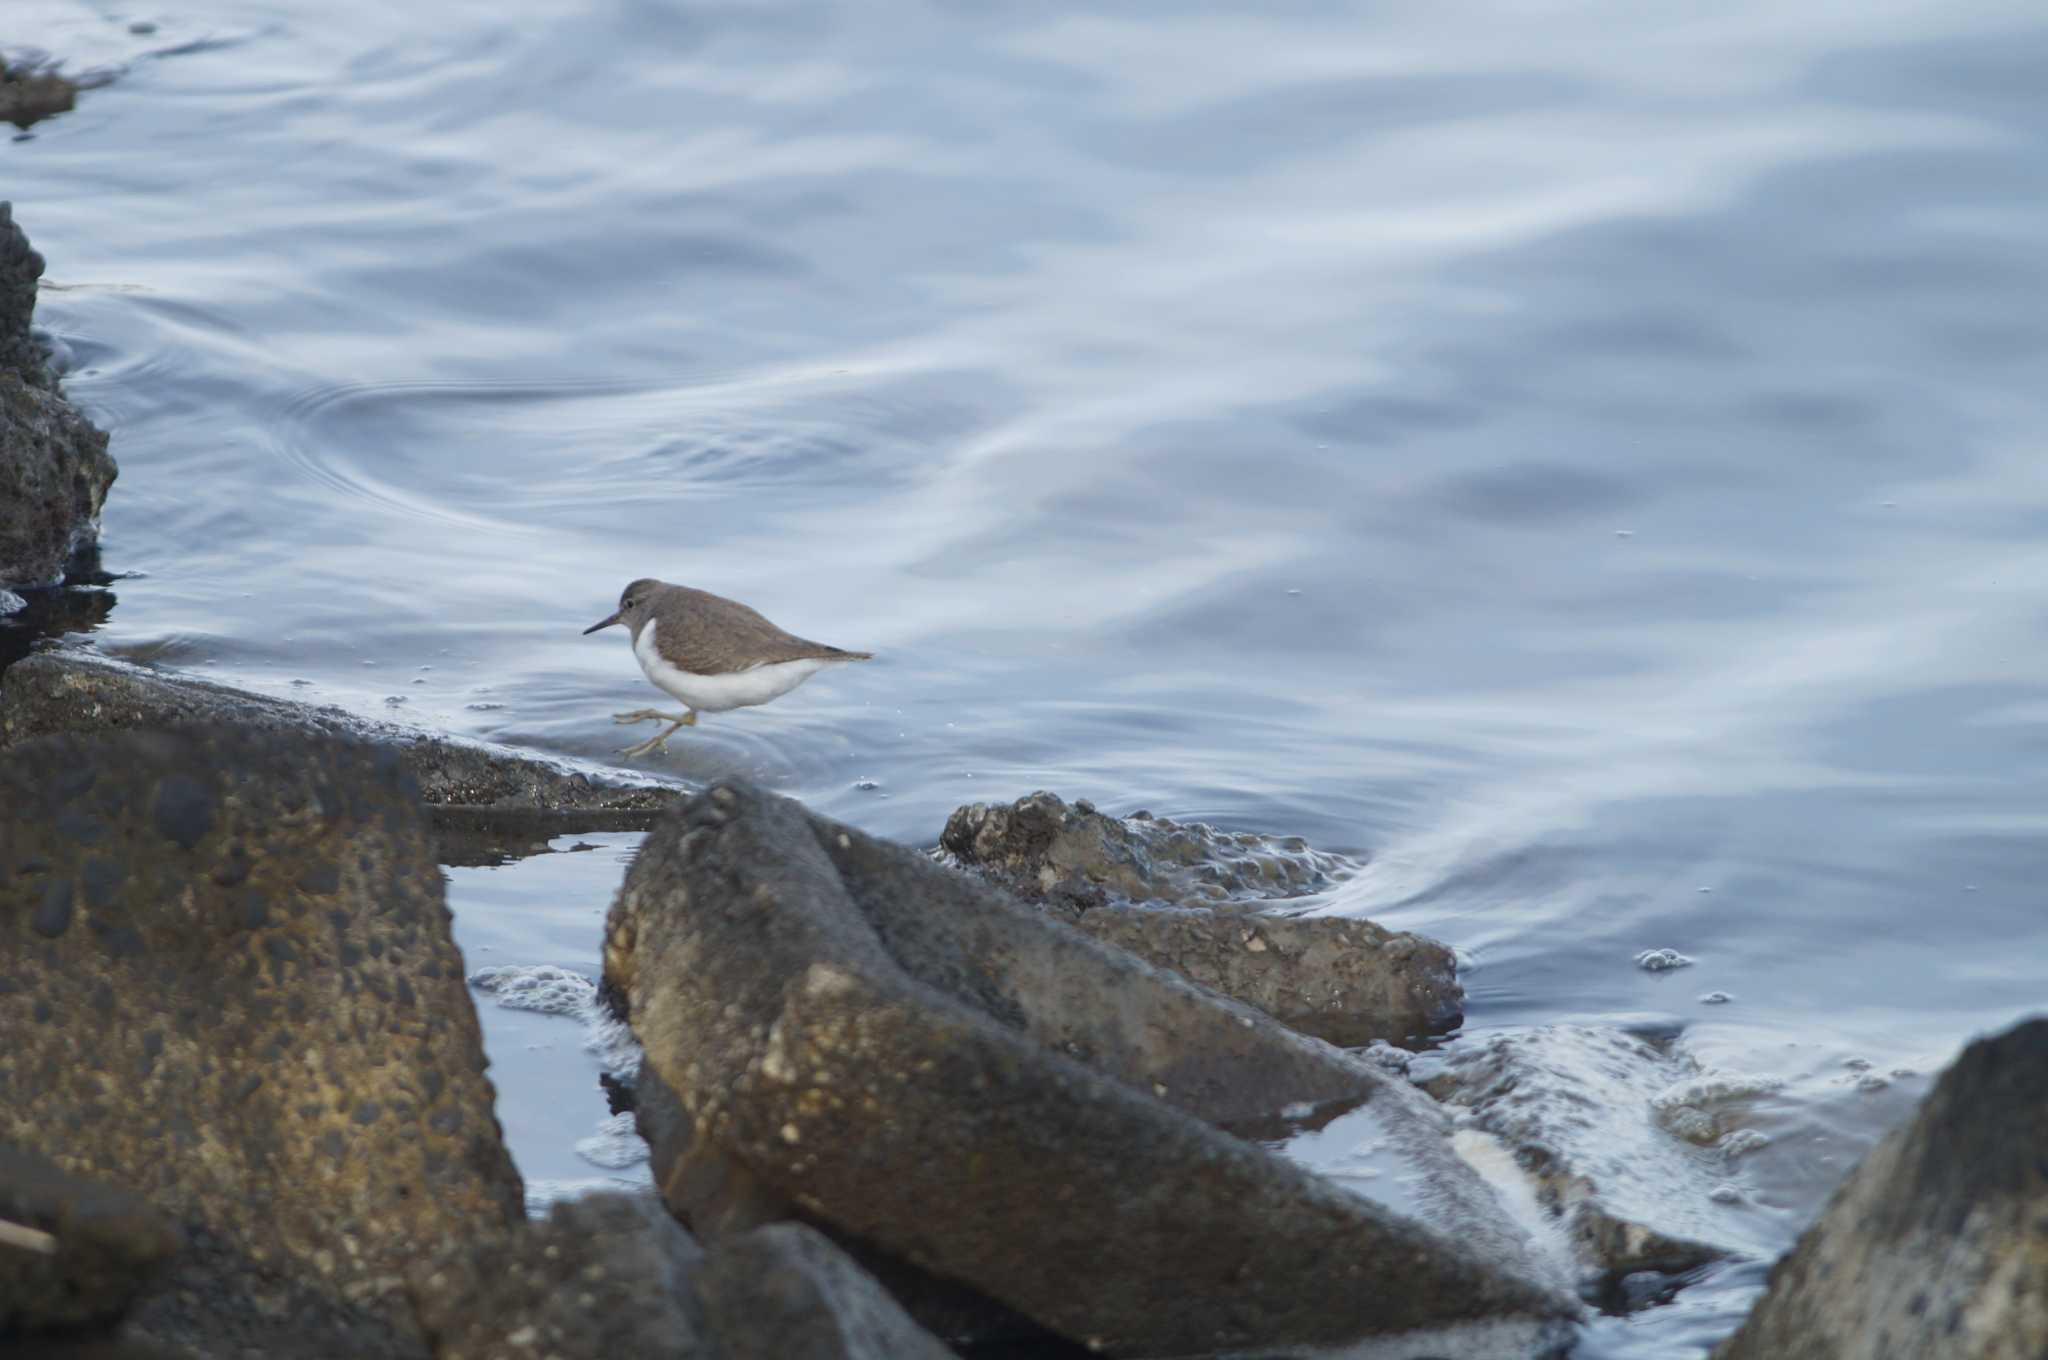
left=466, top=701, right=504, bottom=712
left=383, top=695, right=406, bottom=707
left=1634, top=948, right=1693, bottom=972
left=853, top=778, right=880, bottom=791
left=1699, top=991, right=1732, bottom=1005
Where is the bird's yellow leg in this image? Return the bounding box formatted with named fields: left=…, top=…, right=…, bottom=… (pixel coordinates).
left=615, top=708, right=698, bottom=759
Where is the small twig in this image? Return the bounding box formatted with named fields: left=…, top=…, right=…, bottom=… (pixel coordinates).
left=0, top=1217, right=58, bottom=1255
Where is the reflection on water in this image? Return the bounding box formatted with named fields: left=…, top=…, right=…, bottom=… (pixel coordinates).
left=11, top=0, right=2048, bottom=1351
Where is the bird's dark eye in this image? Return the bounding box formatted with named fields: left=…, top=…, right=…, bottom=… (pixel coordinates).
left=621, top=598, right=634, bottom=610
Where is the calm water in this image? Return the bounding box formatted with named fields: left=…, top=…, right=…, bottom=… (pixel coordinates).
left=10, top=1, right=2048, bottom=1352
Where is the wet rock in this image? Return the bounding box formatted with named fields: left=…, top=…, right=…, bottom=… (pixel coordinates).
left=0, top=647, right=680, bottom=829
left=940, top=791, right=1457, bottom=1046
left=0, top=1144, right=181, bottom=1332
left=606, top=780, right=1574, bottom=1358
left=0, top=60, right=89, bottom=131
left=1072, top=904, right=1460, bottom=1047
left=1419, top=1027, right=1765, bottom=1301
left=1715, top=1017, right=2048, bottom=1360
left=409, top=1193, right=709, bottom=1359
left=697, top=1222, right=960, bottom=1360
left=940, top=789, right=1357, bottom=910
left=0, top=725, right=524, bottom=1356
left=0, top=205, right=117, bottom=591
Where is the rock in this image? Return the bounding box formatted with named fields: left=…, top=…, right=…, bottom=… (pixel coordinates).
left=606, top=780, right=1575, bottom=1358
left=940, top=789, right=1357, bottom=910
left=0, top=205, right=117, bottom=591
left=1714, top=1017, right=2048, bottom=1360
left=1071, top=904, right=1460, bottom=1048
left=1418, top=1026, right=1763, bottom=1301
left=0, top=1144, right=181, bottom=1332
left=409, top=1193, right=710, bottom=1360
left=939, top=791, right=1458, bottom=1047
left=0, top=62, right=81, bottom=131
left=697, top=1222, right=960, bottom=1360
left=0, top=647, right=680, bottom=830
left=410, top=1195, right=960, bottom=1360
left=0, top=726, right=525, bottom=1357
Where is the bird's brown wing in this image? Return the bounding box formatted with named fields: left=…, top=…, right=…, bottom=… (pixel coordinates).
left=654, top=586, right=872, bottom=675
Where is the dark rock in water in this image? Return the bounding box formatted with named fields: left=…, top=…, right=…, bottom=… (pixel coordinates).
left=697, top=1222, right=960, bottom=1360
left=0, top=62, right=83, bottom=130
left=1072, top=903, right=1460, bottom=1048
left=0, top=726, right=524, bottom=1357
left=941, top=789, right=1357, bottom=910
left=0, top=205, right=117, bottom=592
left=607, top=780, right=1574, bottom=1358
left=1419, top=1026, right=1754, bottom=1299
left=0, top=1144, right=182, bottom=1332
left=1714, top=1017, right=2048, bottom=1360
left=410, top=1193, right=710, bottom=1359
left=941, top=790, right=1459, bottom=1046
left=0, top=648, right=681, bottom=833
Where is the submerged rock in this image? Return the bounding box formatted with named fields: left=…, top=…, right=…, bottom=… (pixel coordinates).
left=0, top=1145, right=182, bottom=1333
left=606, top=780, right=1574, bottom=1358
left=0, top=60, right=96, bottom=131
left=0, top=204, right=117, bottom=591
left=1418, top=1027, right=1771, bottom=1305
left=941, top=790, right=1457, bottom=1047
left=0, top=647, right=680, bottom=830
left=1715, top=1017, right=2048, bottom=1360
left=0, top=725, right=524, bottom=1356
left=941, top=789, right=1357, bottom=910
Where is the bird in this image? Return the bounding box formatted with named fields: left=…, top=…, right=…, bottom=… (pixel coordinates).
left=583, top=577, right=873, bottom=758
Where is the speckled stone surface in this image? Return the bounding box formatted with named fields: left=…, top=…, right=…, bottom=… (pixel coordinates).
left=606, top=780, right=1575, bottom=1358
left=0, top=725, right=524, bottom=1355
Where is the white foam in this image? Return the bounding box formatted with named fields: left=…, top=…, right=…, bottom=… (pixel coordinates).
left=575, top=1111, right=651, bottom=1170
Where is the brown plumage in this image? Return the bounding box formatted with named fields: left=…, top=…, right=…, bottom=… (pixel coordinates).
left=584, top=577, right=873, bottom=759
left=608, top=577, right=871, bottom=675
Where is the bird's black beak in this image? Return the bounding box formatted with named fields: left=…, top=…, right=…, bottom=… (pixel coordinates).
left=583, top=610, right=623, bottom=635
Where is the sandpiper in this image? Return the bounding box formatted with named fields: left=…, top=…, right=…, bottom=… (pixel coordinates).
left=583, top=578, right=873, bottom=758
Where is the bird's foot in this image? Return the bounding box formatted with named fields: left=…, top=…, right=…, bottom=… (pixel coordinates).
left=614, top=709, right=697, bottom=759
left=613, top=708, right=689, bottom=727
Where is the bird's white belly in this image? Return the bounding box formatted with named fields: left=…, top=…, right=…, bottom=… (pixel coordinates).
left=634, top=623, right=837, bottom=712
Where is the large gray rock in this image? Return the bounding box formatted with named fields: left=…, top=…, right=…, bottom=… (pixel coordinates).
left=0, top=1145, right=181, bottom=1333
left=941, top=790, right=1458, bottom=1047
left=605, top=781, right=1575, bottom=1358
left=0, top=204, right=116, bottom=592
left=1714, top=1018, right=2048, bottom=1360
left=0, top=726, right=525, bottom=1357
left=1, top=648, right=680, bottom=833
